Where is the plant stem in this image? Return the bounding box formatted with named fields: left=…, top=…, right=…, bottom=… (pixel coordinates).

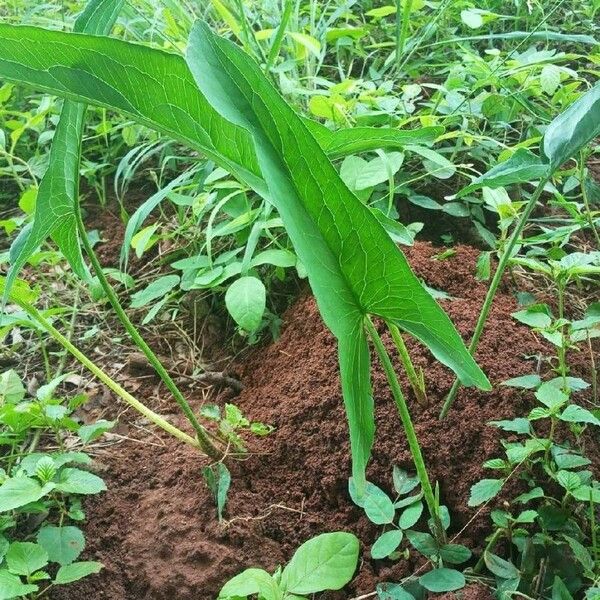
left=265, top=0, right=292, bottom=74
left=590, top=491, right=599, bottom=567
left=11, top=296, right=201, bottom=450
left=389, top=323, right=427, bottom=406
left=55, top=286, right=80, bottom=378
left=396, top=0, right=413, bottom=70
left=75, top=210, right=222, bottom=459
left=439, top=177, right=549, bottom=419
left=556, top=278, right=568, bottom=390
left=473, top=528, right=503, bottom=573
left=365, top=317, right=444, bottom=542
left=580, top=152, right=600, bottom=248
left=588, top=333, right=597, bottom=404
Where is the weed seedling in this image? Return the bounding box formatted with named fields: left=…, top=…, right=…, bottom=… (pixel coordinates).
left=350, top=467, right=471, bottom=595
left=218, top=532, right=359, bottom=599
left=0, top=369, right=112, bottom=596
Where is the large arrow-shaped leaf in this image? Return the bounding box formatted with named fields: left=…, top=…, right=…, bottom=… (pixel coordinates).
left=0, top=24, right=437, bottom=196
left=0, top=19, right=489, bottom=488
left=185, top=23, right=489, bottom=488
left=4, top=0, right=125, bottom=299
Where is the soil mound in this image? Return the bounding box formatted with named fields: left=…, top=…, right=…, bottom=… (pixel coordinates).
left=55, top=242, right=552, bottom=600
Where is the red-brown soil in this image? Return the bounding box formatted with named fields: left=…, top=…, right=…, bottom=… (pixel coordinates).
left=52, top=241, right=592, bottom=600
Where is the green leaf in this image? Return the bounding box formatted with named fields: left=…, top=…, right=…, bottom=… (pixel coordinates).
left=489, top=418, right=531, bottom=434
left=36, top=526, right=85, bottom=566
left=250, top=249, right=296, bottom=268
left=512, top=307, right=552, bottom=329
left=6, top=542, right=48, bottom=576
left=535, top=383, right=568, bottom=411
left=0, top=276, right=39, bottom=304
left=348, top=479, right=391, bottom=509
left=515, top=510, right=538, bottom=524
left=225, top=276, right=266, bottom=333
left=280, top=532, right=359, bottom=594
left=77, top=419, right=116, bottom=444
left=405, top=530, right=438, bottom=557
left=185, top=22, right=489, bottom=491
left=392, top=467, right=419, bottom=496
left=54, top=561, right=102, bottom=585
left=418, top=568, right=465, bottom=592
left=552, top=576, right=573, bottom=600
left=130, top=275, right=180, bottom=309
left=563, top=535, right=594, bottom=572
left=354, top=152, right=404, bottom=190
left=376, top=583, right=415, bottom=600
left=0, top=370, right=25, bottom=404
left=0, top=19, right=488, bottom=493
left=559, top=404, right=600, bottom=426
left=571, top=485, right=600, bottom=503
left=371, top=530, right=403, bottom=559
left=540, top=65, right=561, bottom=96
left=468, top=478, right=504, bottom=507
left=461, top=8, right=484, bottom=29
left=3, top=0, right=125, bottom=301
left=0, top=24, right=427, bottom=202
left=203, top=463, right=231, bottom=522
left=439, top=544, right=472, bottom=564
left=406, top=145, right=455, bottom=179
left=483, top=458, right=507, bottom=470
left=501, top=374, right=542, bottom=389
left=0, top=23, right=265, bottom=192
left=394, top=492, right=423, bottom=509
left=557, top=470, right=581, bottom=493
left=0, top=537, right=8, bottom=563
left=398, top=501, right=423, bottom=529
left=0, top=477, right=54, bottom=512
left=543, top=82, right=600, bottom=169
left=554, top=450, right=590, bottom=470
left=484, top=552, right=520, bottom=579
left=218, top=568, right=279, bottom=599
left=364, top=490, right=396, bottom=525
left=307, top=123, right=444, bottom=159
left=0, top=570, right=38, bottom=599
left=505, top=439, right=547, bottom=463
left=458, top=148, right=548, bottom=197
left=55, top=468, right=106, bottom=495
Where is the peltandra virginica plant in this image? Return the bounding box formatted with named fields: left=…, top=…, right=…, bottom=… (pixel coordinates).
left=0, top=5, right=490, bottom=527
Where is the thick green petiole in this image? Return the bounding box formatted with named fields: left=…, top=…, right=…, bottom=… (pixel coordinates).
left=11, top=296, right=201, bottom=450
left=75, top=209, right=222, bottom=459
left=365, top=317, right=444, bottom=542
left=389, top=323, right=427, bottom=406
left=439, top=177, right=549, bottom=419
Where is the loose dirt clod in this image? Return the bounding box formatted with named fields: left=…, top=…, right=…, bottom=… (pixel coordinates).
left=52, top=242, right=580, bottom=600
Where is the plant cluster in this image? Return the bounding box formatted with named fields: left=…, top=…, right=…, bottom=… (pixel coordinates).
left=0, top=369, right=112, bottom=598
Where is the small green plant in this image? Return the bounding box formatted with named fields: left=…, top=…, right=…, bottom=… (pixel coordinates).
left=468, top=372, right=600, bottom=596
left=200, top=403, right=274, bottom=453
left=350, top=468, right=471, bottom=596
left=217, top=532, right=359, bottom=599
left=0, top=369, right=112, bottom=598
left=200, top=403, right=274, bottom=521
